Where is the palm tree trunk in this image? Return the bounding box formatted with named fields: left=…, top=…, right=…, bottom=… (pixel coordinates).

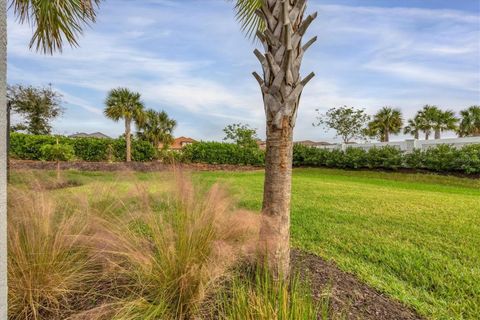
left=0, top=1, right=7, bottom=316
left=414, top=132, right=419, bottom=139
left=125, top=118, right=131, bottom=162
left=425, top=131, right=430, bottom=140
left=253, top=0, right=316, bottom=278
left=434, top=129, right=441, bottom=139
left=260, top=119, right=293, bottom=277
left=384, top=130, right=389, bottom=142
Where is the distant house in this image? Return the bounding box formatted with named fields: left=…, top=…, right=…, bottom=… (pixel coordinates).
left=294, top=140, right=332, bottom=147
left=160, top=137, right=197, bottom=150
left=256, top=139, right=266, bottom=150
left=69, top=132, right=110, bottom=139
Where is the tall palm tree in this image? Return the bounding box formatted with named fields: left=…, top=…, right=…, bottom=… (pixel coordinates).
left=403, top=115, right=424, bottom=139
left=458, top=105, right=480, bottom=137
left=137, top=109, right=177, bottom=148
left=1, top=1, right=100, bottom=314
left=367, top=107, right=403, bottom=142
left=416, top=105, right=440, bottom=140
left=104, top=88, right=146, bottom=162
left=432, top=110, right=458, bottom=139
left=234, top=0, right=317, bottom=276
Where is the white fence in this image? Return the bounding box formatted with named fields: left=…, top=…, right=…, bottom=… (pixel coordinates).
left=317, top=136, right=480, bottom=153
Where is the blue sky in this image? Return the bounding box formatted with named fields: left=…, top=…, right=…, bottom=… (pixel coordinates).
left=7, top=0, right=480, bottom=142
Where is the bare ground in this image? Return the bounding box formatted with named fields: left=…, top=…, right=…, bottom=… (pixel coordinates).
left=291, top=249, right=423, bottom=320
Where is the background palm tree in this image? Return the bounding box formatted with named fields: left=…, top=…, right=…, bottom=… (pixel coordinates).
left=1, top=1, right=100, bottom=314
left=403, top=115, right=424, bottom=139
left=104, top=88, right=146, bottom=162
left=432, top=110, right=458, bottom=139
left=416, top=105, right=439, bottom=140
left=137, top=109, right=177, bottom=148
left=234, top=0, right=317, bottom=276
left=458, top=106, right=480, bottom=137
left=367, top=107, right=403, bottom=142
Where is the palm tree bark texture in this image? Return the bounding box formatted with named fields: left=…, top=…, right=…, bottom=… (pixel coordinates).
left=253, top=0, right=316, bottom=277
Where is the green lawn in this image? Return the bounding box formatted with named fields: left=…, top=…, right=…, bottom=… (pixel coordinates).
left=10, top=168, right=480, bottom=319
left=195, top=169, right=480, bottom=320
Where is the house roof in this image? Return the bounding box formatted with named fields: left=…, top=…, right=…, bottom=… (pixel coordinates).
left=171, top=136, right=197, bottom=150
left=294, top=140, right=332, bottom=146
left=69, top=132, right=110, bottom=139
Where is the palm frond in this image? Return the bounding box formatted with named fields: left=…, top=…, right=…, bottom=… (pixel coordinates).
left=230, top=0, right=264, bottom=40
left=10, top=0, right=101, bottom=54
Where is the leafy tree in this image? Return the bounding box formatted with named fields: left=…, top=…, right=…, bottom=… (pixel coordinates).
left=137, top=109, right=177, bottom=149
left=223, top=123, right=259, bottom=149
left=403, top=115, right=424, bottom=139
left=313, top=106, right=369, bottom=143
left=104, top=88, right=146, bottom=162
left=366, top=107, right=403, bottom=142
left=234, top=0, right=317, bottom=276
left=40, top=138, right=74, bottom=180
left=7, top=84, right=64, bottom=135
left=458, top=106, right=480, bottom=137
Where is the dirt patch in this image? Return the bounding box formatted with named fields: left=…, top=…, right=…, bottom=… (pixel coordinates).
left=291, top=249, right=423, bottom=320
left=10, top=160, right=261, bottom=172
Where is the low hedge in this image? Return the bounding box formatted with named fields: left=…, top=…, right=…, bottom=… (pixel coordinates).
left=182, top=142, right=265, bottom=166
left=293, top=143, right=480, bottom=174
left=10, top=133, right=156, bottom=162
left=9, top=133, right=480, bottom=174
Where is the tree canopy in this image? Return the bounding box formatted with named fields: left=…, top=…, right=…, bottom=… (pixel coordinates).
left=314, top=106, right=370, bottom=143
left=7, top=84, right=63, bottom=135
left=223, top=123, right=259, bottom=149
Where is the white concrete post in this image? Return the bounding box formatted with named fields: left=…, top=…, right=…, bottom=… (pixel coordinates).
left=0, top=0, right=7, bottom=318
left=404, top=139, right=418, bottom=153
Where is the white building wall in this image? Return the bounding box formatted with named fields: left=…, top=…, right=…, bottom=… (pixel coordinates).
left=317, top=137, right=480, bottom=153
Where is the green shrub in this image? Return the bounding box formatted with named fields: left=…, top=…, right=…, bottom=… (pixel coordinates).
left=183, top=142, right=264, bottom=166
left=367, top=146, right=403, bottom=170
left=422, top=144, right=461, bottom=172
left=10, top=133, right=70, bottom=160
left=112, top=138, right=157, bottom=162
left=72, top=137, right=112, bottom=162
left=157, top=149, right=185, bottom=164
left=293, top=144, right=327, bottom=166
left=342, top=147, right=368, bottom=169
left=457, top=144, right=480, bottom=174
left=10, top=133, right=157, bottom=162
left=40, top=143, right=75, bottom=161
left=403, top=149, right=424, bottom=170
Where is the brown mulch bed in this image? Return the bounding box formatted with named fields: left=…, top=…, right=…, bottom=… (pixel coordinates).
left=10, top=160, right=262, bottom=172
left=291, top=249, right=423, bottom=320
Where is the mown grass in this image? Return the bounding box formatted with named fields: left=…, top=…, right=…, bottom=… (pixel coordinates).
left=9, top=168, right=479, bottom=319
left=196, top=168, right=480, bottom=320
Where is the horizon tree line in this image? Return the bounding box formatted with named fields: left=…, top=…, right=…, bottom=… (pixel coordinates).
left=316, top=104, right=480, bottom=143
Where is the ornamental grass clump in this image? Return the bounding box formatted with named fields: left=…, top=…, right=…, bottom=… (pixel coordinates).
left=216, top=264, right=322, bottom=320
left=7, top=187, right=97, bottom=320
left=83, top=175, right=260, bottom=320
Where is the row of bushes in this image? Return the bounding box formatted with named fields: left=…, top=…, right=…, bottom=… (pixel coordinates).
left=9, top=133, right=157, bottom=162
left=293, top=144, right=480, bottom=174
left=10, top=133, right=480, bottom=174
